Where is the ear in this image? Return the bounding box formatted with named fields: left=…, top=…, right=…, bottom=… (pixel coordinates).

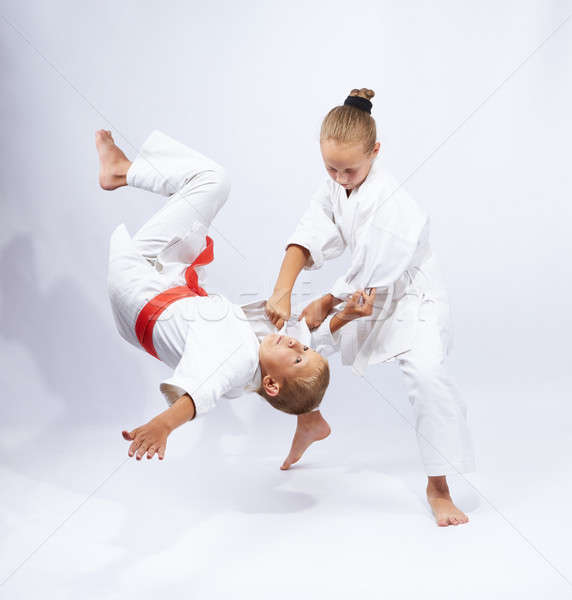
left=262, top=374, right=281, bottom=397
left=371, top=141, right=381, bottom=157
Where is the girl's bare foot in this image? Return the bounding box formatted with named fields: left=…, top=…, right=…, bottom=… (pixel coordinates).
left=95, top=129, right=131, bottom=190
left=426, top=476, right=469, bottom=526
left=280, top=410, right=331, bottom=470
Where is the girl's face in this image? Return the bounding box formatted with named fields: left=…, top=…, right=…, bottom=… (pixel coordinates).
left=320, top=139, right=380, bottom=192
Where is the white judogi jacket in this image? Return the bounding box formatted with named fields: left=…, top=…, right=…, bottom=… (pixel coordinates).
left=107, top=225, right=339, bottom=416
left=286, top=157, right=451, bottom=375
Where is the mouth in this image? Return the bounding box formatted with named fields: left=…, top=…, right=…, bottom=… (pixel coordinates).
left=276, top=335, right=283, bottom=345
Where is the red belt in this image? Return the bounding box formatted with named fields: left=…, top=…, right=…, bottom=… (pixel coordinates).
left=135, top=236, right=214, bottom=359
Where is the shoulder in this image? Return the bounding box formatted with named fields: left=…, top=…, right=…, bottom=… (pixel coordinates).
left=311, top=175, right=337, bottom=199
left=367, top=164, right=426, bottom=218
left=202, top=298, right=260, bottom=383
left=363, top=166, right=427, bottom=240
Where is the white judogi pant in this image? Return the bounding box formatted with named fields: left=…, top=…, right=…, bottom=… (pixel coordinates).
left=127, top=131, right=230, bottom=262
left=396, top=308, right=475, bottom=477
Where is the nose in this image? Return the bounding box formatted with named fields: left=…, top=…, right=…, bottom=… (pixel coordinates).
left=287, top=337, right=300, bottom=349
left=336, top=174, right=347, bottom=184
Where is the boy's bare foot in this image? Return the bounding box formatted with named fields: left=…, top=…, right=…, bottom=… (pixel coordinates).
left=95, top=129, right=131, bottom=190
left=280, top=410, right=331, bottom=470
left=426, top=476, right=469, bottom=526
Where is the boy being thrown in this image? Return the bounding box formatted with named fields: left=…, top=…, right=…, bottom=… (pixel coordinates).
left=98, top=129, right=374, bottom=460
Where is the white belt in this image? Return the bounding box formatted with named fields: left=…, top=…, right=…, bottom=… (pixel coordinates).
left=397, top=267, right=437, bottom=323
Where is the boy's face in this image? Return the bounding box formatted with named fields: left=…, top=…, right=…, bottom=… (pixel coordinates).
left=320, top=139, right=380, bottom=192
left=258, top=333, right=324, bottom=395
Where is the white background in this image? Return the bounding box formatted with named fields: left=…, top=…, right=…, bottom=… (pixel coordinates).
left=1, top=1, right=571, bottom=598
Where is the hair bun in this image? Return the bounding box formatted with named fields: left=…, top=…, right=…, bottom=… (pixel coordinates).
left=350, top=88, right=375, bottom=101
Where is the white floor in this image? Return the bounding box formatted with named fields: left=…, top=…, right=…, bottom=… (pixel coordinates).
left=2, top=370, right=571, bottom=599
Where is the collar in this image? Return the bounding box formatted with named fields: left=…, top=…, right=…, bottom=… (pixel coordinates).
left=245, top=363, right=262, bottom=393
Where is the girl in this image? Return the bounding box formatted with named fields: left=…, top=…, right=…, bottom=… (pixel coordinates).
left=265, top=89, right=475, bottom=527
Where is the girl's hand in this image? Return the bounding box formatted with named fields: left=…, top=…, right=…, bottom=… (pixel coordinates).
left=265, top=289, right=292, bottom=330
left=340, top=288, right=376, bottom=322
left=122, top=416, right=171, bottom=461
left=299, top=294, right=337, bottom=330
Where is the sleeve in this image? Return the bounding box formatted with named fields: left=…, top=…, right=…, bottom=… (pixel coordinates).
left=309, top=311, right=342, bottom=357
left=159, top=322, right=255, bottom=418
left=329, top=196, right=428, bottom=301
left=285, top=180, right=346, bottom=271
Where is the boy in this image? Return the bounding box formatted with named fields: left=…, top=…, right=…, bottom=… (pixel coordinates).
left=97, top=129, right=374, bottom=461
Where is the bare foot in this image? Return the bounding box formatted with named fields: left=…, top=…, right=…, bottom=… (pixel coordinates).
left=280, top=410, right=331, bottom=470
left=95, top=129, right=131, bottom=190
left=426, top=476, right=469, bottom=527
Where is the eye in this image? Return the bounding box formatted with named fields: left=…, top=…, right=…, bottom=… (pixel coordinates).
left=328, top=167, right=337, bottom=172
left=345, top=169, right=354, bottom=174
left=303, top=346, right=308, bottom=351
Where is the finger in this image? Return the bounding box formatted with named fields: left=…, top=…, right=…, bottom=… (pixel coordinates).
left=309, top=319, right=321, bottom=330
left=276, top=318, right=284, bottom=330
left=136, top=440, right=149, bottom=460
left=158, top=445, right=166, bottom=460
left=351, top=291, right=362, bottom=306
left=122, top=430, right=133, bottom=441
left=365, top=289, right=376, bottom=307
left=129, top=437, right=144, bottom=458
left=146, top=446, right=156, bottom=459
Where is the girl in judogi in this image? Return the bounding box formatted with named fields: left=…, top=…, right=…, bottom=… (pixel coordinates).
left=97, top=129, right=373, bottom=462
left=265, top=89, right=476, bottom=527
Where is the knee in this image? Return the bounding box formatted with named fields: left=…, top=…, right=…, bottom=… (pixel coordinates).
left=202, top=166, right=230, bottom=210
left=212, top=166, right=231, bottom=203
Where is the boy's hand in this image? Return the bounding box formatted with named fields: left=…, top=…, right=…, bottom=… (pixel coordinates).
left=341, top=288, right=376, bottom=321
left=265, top=289, right=292, bottom=330
left=122, top=416, right=171, bottom=461
left=299, top=294, right=337, bottom=330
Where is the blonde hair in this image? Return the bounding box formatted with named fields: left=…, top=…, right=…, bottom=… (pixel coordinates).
left=257, top=357, right=330, bottom=415
left=320, top=88, right=377, bottom=153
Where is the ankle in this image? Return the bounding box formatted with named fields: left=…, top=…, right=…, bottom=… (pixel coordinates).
left=116, top=159, right=132, bottom=179
left=298, top=410, right=321, bottom=426
left=426, top=476, right=450, bottom=495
